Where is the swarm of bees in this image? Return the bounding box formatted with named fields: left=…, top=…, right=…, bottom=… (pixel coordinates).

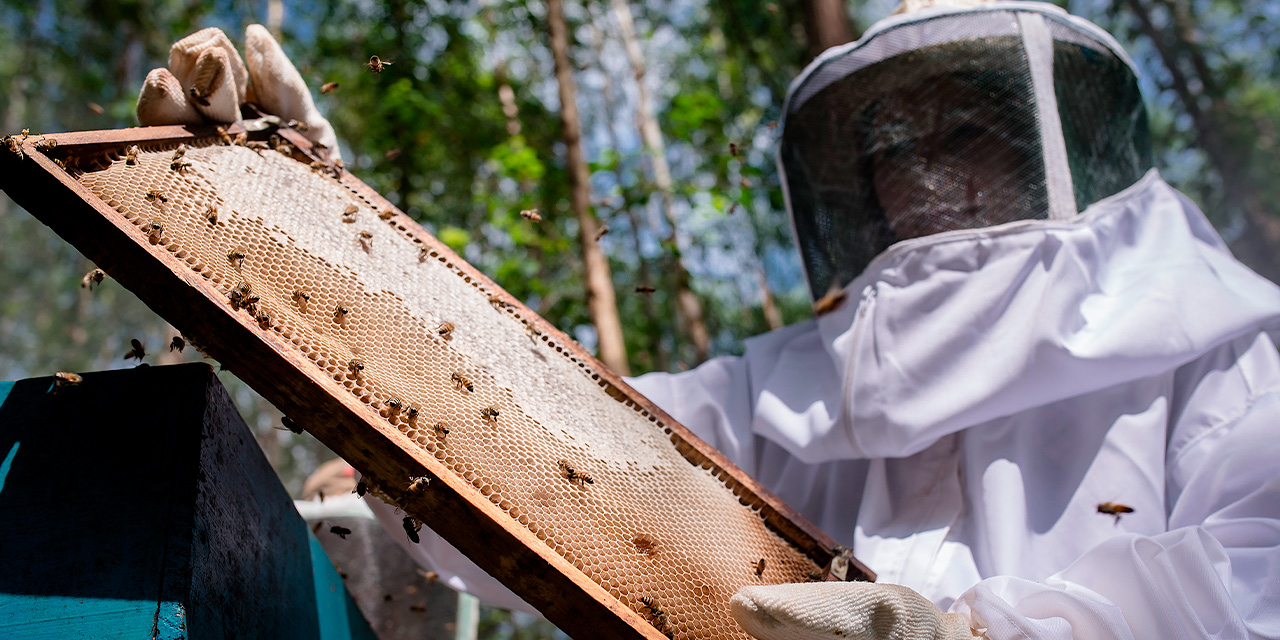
left=402, top=516, right=422, bottom=543
left=145, top=189, right=168, bottom=203
left=407, top=476, right=430, bottom=494
left=519, top=208, right=542, bottom=222
left=123, top=338, right=146, bottom=362
left=451, top=372, right=473, bottom=392
left=329, top=525, right=352, bottom=539
left=729, top=142, right=739, bottom=157
left=342, top=204, right=358, bottom=223
left=53, top=370, right=83, bottom=391
left=481, top=405, right=499, bottom=423
left=755, top=558, right=766, bottom=578
left=1097, top=502, right=1134, bottom=525
left=357, top=230, right=373, bottom=253
left=320, top=81, right=339, bottom=94
left=81, top=268, right=105, bottom=290
left=813, top=287, right=847, bottom=316
left=367, top=55, right=393, bottom=74
left=437, top=322, right=455, bottom=339
left=170, top=336, right=186, bottom=352
left=557, top=459, right=594, bottom=487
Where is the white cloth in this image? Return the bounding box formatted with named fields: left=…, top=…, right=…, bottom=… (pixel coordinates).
left=370, top=171, right=1280, bottom=638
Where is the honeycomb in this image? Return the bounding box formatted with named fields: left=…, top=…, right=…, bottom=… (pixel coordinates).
left=75, top=137, right=824, bottom=639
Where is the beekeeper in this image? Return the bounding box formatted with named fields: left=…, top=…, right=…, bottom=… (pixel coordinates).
left=138, top=1, right=1280, bottom=638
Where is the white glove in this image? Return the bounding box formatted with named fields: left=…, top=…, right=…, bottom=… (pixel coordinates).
left=731, top=582, right=985, bottom=640
left=136, top=25, right=338, bottom=157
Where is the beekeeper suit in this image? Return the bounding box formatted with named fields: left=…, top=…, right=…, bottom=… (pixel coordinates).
left=138, top=2, right=1280, bottom=638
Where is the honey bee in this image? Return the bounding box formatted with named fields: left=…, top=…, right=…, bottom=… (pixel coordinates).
left=228, top=281, right=251, bottom=307
left=420, top=570, right=439, bottom=582
left=171, top=158, right=192, bottom=173
left=123, top=338, right=146, bottom=362
left=740, top=177, right=752, bottom=189
left=357, top=230, right=373, bottom=253
left=216, top=126, right=232, bottom=145
left=406, top=405, right=419, bottom=421
left=334, top=305, right=349, bottom=323
left=727, top=202, right=738, bottom=215
left=488, top=294, right=509, bottom=309
left=245, top=140, right=269, bottom=155
left=21, top=128, right=29, bottom=138
left=291, top=289, right=310, bottom=303
left=233, top=132, right=248, bottom=146
left=3, top=135, right=22, bottom=159
left=145, top=220, right=163, bottom=243
left=189, top=86, right=211, bottom=107
left=525, top=324, right=542, bottom=342
left=34, top=137, right=56, bottom=152
left=354, top=481, right=368, bottom=497
left=330, top=158, right=345, bottom=177
left=520, top=208, right=542, bottom=222
left=558, top=459, right=594, bottom=487
left=451, top=372, right=473, bottom=392
left=635, top=285, right=657, bottom=294
left=755, top=558, right=766, bottom=577
left=481, top=406, right=499, bottom=423
left=433, top=421, right=450, bottom=436
left=53, top=158, right=68, bottom=171
left=53, top=371, right=83, bottom=390
left=594, top=224, right=610, bottom=242
left=367, top=55, right=393, bottom=74
left=169, top=336, right=185, bottom=352
left=437, top=322, right=455, bottom=339
left=320, top=81, right=339, bottom=94
left=402, top=516, right=421, bottom=544
left=144, top=189, right=168, bottom=203
left=171, top=144, right=187, bottom=160
left=227, top=247, right=247, bottom=269
left=409, top=604, right=426, bottom=614
left=385, top=396, right=402, bottom=414
left=348, top=359, right=364, bottom=374
left=329, top=525, right=352, bottom=539
left=407, top=476, right=430, bottom=494
left=255, top=309, right=271, bottom=328
left=418, top=247, right=430, bottom=262
left=342, top=205, right=358, bottom=223
left=812, top=286, right=847, bottom=316
left=766, top=120, right=778, bottom=130
left=280, top=416, right=303, bottom=434
left=205, top=204, right=218, bottom=224
left=729, top=142, right=738, bottom=157
left=81, top=268, right=105, bottom=290
left=1097, top=502, right=1135, bottom=525
left=311, top=521, right=324, bottom=534
left=283, top=119, right=308, bottom=132
left=639, top=596, right=669, bottom=629
left=378, top=209, right=395, bottom=221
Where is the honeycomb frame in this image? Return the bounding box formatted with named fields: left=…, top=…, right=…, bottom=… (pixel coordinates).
left=0, top=122, right=873, bottom=640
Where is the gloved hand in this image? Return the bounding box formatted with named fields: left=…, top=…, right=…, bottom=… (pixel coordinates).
left=730, top=582, right=985, bottom=640
left=136, top=25, right=338, bottom=157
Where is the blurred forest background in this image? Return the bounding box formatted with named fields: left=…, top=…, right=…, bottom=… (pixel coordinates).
left=0, top=0, right=1278, bottom=635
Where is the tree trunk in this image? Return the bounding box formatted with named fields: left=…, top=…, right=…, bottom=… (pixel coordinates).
left=547, top=0, right=631, bottom=375
left=1123, top=0, right=1280, bottom=282
left=611, top=0, right=711, bottom=364
left=802, top=0, right=854, bottom=59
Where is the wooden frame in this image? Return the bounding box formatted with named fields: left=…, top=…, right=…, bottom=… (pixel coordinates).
left=0, top=123, right=873, bottom=640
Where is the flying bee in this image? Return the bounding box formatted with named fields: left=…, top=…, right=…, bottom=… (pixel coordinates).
left=367, top=55, right=393, bottom=74
left=227, top=247, right=247, bottom=269
left=451, top=372, right=473, bottom=392
left=755, top=558, right=766, bottom=577
left=481, top=406, right=499, bottom=423
left=1097, top=502, right=1135, bottom=525
left=437, top=322, right=455, bottom=339
left=520, top=208, right=541, bottom=222
left=594, top=224, right=610, bottom=242
left=378, top=209, right=394, bottom=221
left=329, top=525, right=352, bottom=539
left=144, top=189, right=168, bottom=203
left=420, top=570, right=439, bottom=582
left=280, top=416, right=303, bottom=434
left=407, top=476, right=430, bottom=494
left=53, top=371, right=83, bottom=390
left=729, top=142, right=738, bottom=157
left=348, top=359, right=364, bottom=375
left=812, top=286, right=847, bottom=316
left=402, top=516, right=421, bottom=544
left=433, top=421, right=449, bottom=437
left=81, top=268, right=105, bottom=290
left=205, top=203, right=218, bottom=224
left=123, top=338, right=146, bottom=362
left=409, top=604, right=426, bottom=614
left=334, top=305, right=349, bottom=323
left=145, top=220, right=163, bottom=243
left=727, top=202, right=738, bottom=215
left=740, top=177, right=752, bottom=189
left=357, top=230, right=373, bottom=253
left=635, top=285, right=656, bottom=294
left=169, top=336, right=185, bottom=352
left=34, top=137, right=56, bottom=152
left=320, top=81, right=339, bottom=94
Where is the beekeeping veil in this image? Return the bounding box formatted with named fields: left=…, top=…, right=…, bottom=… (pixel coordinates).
left=780, top=1, right=1152, bottom=298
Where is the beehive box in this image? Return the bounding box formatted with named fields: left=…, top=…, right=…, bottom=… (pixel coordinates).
left=0, top=122, right=872, bottom=640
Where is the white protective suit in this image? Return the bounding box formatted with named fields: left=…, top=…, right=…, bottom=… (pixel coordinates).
left=369, top=3, right=1280, bottom=638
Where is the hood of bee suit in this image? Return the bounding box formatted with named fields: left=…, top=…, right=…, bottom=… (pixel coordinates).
left=779, top=1, right=1152, bottom=300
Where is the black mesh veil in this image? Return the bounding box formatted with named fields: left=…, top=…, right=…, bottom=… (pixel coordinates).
left=780, top=6, right=1153, bottom=299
